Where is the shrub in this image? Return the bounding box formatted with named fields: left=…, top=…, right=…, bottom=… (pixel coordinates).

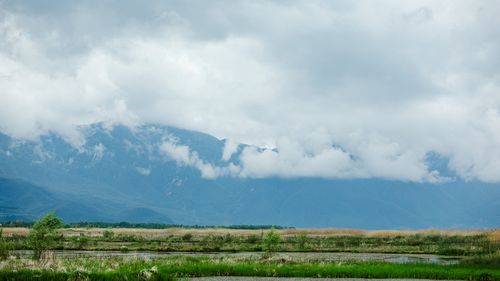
left=71, top=233, right=90, bottom=249
left=246, top=234, right=260, bottom=244
left=296, top=233, right=308, bottom=250
left=263, top=229, right=280, bottom=254
left=27, top=212, right=63, bottom=260
left=223, top=233, right=233, bottom=243
left=103, top=230, right=115, bottom=240
left=182, top=233, right=193, bottom=241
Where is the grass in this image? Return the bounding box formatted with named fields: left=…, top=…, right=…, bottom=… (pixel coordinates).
left=160, top=261, right=500, bottom=280
left=2, top=227, right=496, bottom=238
left=2, top=227, right=498, bottom=255
left=1, top=227, right=499, bottom=280
left=0, top=270, right=175, bottom=281
left=462, top=253, right=500, bottom=266
left=0, top=254, right=499, bottom=281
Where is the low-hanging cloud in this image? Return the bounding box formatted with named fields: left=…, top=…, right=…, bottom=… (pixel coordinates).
left=1, top=0, right=500, bottom=182
left=159, top=137, right=240, bottom=179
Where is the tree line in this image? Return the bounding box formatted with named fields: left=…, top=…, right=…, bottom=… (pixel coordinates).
left=0, top=220, right=292, bottom=230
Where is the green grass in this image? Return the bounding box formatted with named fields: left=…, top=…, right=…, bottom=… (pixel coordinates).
left=2, top=227, right=499, bottom=280
left=462, top=253, right=500, bottom=266
left=6, top=233, right=494, bottom=255
left=160, top=262, right=500, bottom=280
left=4, top=228, right=499, bottom=255
left=0, top=270, right=175, bottom=281
left=2, top=257, right=498, bottom=281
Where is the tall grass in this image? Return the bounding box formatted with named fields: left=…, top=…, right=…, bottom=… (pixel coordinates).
left=2, top=227, right=498, bottom=256
left=0, top=270, right=175, bottom=281
left=1, top=227, right=494, bottom=238
left=1, top=255, right=499, bottom=281
left=159, top=262, right=500, bottom=280
left=462, top=253, right=500, bottom=267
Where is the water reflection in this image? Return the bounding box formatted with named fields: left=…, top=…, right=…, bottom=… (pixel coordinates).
left=12, top=250, right=461, bottom=264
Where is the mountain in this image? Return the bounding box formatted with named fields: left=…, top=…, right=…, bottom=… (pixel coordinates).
left=0, top=177, right=173, bottom=223
left=0, top=123, right=499, bottom=228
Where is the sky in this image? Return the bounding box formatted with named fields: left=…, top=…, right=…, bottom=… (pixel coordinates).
left=1, top=0, right=500, bottom=183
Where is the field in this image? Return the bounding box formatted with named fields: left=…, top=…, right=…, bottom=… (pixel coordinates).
left=2, top=227, right=499, bottom=255
left=1, top=226, right=499, bottom=280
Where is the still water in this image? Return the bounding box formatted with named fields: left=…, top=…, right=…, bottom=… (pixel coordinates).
left=12, top=250, right=461, bottom=264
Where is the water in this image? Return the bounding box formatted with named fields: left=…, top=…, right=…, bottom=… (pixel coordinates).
left=12, top=250, right=461, bottom=264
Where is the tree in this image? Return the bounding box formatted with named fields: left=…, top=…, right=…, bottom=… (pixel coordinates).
left=263, top=228, right=280, bottom=254
left=28, top=212, right=63, bottom=260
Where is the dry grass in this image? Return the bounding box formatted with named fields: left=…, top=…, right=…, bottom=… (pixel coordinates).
left=486, top=229, right=500, bottom=242
left=278, top=228, right=489, bottom=237
left=0, top=227, right=29, bottom=236
left=1, top=227, right=493, bottom=238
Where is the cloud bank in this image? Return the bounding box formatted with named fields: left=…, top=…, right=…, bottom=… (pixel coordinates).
left=1, top=0, right=500, bottom=182
left=159, top=136, right=240, bottom=179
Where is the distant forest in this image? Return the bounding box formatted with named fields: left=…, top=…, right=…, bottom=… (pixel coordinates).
left=0, top=221, right=292, bottom=230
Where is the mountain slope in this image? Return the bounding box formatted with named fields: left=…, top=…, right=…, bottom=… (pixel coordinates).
left=0, top=177, right=173, bottom=223
left=0, top=124, right=499, bottom=228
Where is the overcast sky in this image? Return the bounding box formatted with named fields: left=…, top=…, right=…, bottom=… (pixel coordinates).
left=1, top=0, right=500, bottom=182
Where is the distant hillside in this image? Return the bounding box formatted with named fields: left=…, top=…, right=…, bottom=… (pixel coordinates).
left=0, top=123, right=499, bottom=228
left=0, top=177, right=173, bottom=223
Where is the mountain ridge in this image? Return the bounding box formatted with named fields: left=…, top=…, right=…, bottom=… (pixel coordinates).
left=0, top=123, right=499, bottom=228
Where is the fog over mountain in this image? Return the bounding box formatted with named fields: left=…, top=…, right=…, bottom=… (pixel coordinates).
left=0, top=1, right=499, bottom=228
left=1, top=124, right=499, bottom=228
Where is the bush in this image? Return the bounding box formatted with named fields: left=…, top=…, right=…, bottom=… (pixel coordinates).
left=263, top=229, right=280, bottom=254
left=246, top=234, right=260, bottom=244
left=182, top=233, right=193, bottom=241
left=223, top=233, right=233, bottom=243
left=70, top=233, right=90, bottom=250
left=296, top=233, right=308, bottom=250
left=103, top=230, right=115, bottom=240
left=27, top=212, right=63, bottom=260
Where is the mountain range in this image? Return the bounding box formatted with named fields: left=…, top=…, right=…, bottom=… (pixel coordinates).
left=1, top=123, right=499, bottom=229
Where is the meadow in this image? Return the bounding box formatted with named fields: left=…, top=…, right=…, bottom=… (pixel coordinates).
left=1, top=223, right=499, bottom=280
left=2, top=227, right=498, bottom=255
left=0, top=253, right=499, bottom=281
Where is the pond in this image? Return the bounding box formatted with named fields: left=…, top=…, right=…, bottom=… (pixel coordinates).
left=12, top=250, right=461, bottom=264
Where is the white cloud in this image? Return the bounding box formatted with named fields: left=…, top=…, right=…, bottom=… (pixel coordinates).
left=159, top=137, right=240, bottom=179
left=238, top=144, right=359, bottom=179
left=221, top=139, right=239, bottom=161
left=1, top=1, right=500, bottom=182
left=135, top=167, right=151, bottom=176
left=90, top=143, right=106, bottom=161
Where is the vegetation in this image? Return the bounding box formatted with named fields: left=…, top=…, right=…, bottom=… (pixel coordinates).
left=1, top=214, right=499, bottom=280
left=0, top=220, right=291, bottom=229
left=27, top=212, right=63, bottom=260
left=0, top=270, right=174, bottom=281
left=0, top=229, right=11, bottom=260
left=462, top=253, right=500, bottom=267
left=263, top=228, right=281, bottom=254
left=0, top=254, right=499, bottom=281
left=1, top=227, right=498, bottom=255
left=160, top=256, right=500, bottom=280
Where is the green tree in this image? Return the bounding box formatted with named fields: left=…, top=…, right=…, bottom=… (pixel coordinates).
left=263, top=228, right=281, bottom=254
left=28, top=212, right=63, bottom=260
